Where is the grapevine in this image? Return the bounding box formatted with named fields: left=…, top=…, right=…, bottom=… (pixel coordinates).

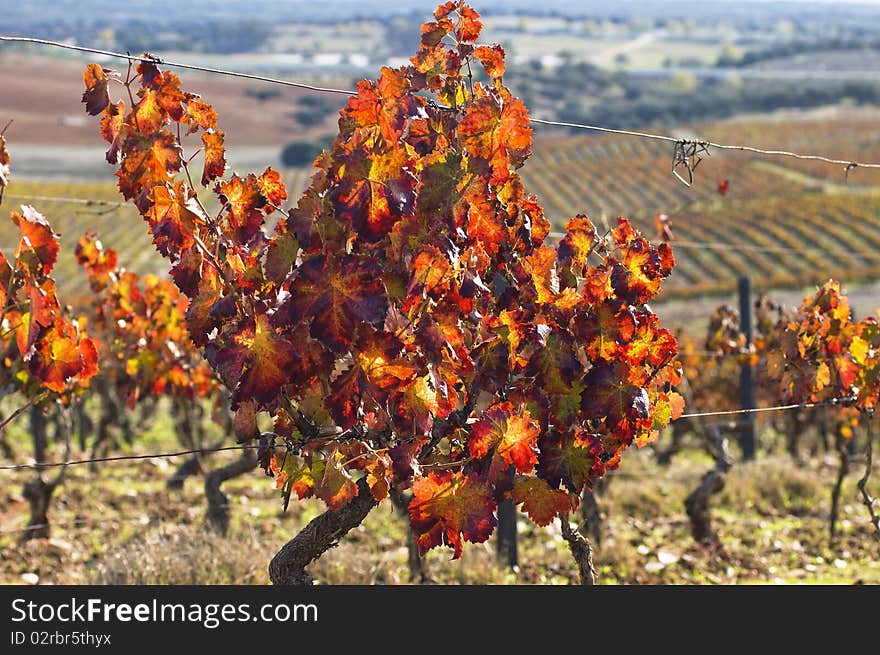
left=80, top=1, right=683, bottom=582
left=0, top=134, right=100, bottom=539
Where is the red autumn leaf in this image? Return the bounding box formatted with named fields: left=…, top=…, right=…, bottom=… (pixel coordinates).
left=25, top=278, right=61, bottom=352
left=582, top=360, right=653, bottom=444
left=183, top=261, right=222, bottom=346
left=331, top=147, right=417, bottom=241
left=461, top=183, right=504, bottom=254
left=168, top=245, right=203, bottom=298
left=469, top=401, right=540, bottom=473
left=28, top=321, right=98, bottom=392
left=390, top=374, right=446, bottom=436
left=409, top=470, right=497, bottom=558
left=82, top=63, right=111, bottom=116
left=201, top=130, right=226, bottom=186
left=623, top=313, right=678, bottom=369
left=511, top=476, right=572, bottom=527
left=473, top=44, right=505, bottom=78
left=557, top=214, right=597, bottom=273
left=343, top=67, right=419, bottom=144
left=579, top=301, right=637, bottom=362
left=609, top=218, right=674, bottom=304
left=327, top=327, right=419, bottom=428
left=206, top=313, right=296, bottom=406
left=284, top=254, right=388, bottom=353
left=12, top=206, right=60, bottom=275
left=536, top=430, right=595, bottom=494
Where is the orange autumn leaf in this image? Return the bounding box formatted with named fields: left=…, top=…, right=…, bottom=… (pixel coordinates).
left=28, top=322, right=98, bottom=393
left=82, top=63, right=111, bottom=116
left=314, top=450, right=359, bottom=511
left=116, top=130, right=181, bottom=199
left=147, top=181, right=204, bottom=257
left=473, top=44, right=505, bottom=78
left=218, top=173, right=267, bottom=242
left=12, top=206, right=60, bottom=275
left=257, top=166, right=288, bottom=208
left=459, top=91, right=532, bottom=179
left=511, top=476, right=572, bottom=527
left=201, top=130, right=226, bottom=186
left=184, top=98, right=218, bottom=134
left=469, top=401, right=540, bottom=473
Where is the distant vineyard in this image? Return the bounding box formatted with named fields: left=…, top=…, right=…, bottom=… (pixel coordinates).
left=706, top=118, right=880, bottom=184
left=4, top=121, right=879, bottom=303
left=637, top=191, right=880, bottom=298
left=518, top=121, right=880, bottom=299
left=0, top=180, right=161, bottom=299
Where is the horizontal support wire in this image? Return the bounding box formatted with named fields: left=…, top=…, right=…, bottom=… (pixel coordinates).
left=3, top=193, right=131, bottom=208
left=0, top=399, right=853, bottom=472
left=2, top=36, right=880, bottom=171
left=0, top=36, right=354, bottom=96
left=0, top=445, right=259, bottom=471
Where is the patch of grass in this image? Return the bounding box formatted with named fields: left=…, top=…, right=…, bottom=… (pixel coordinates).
left=87, top=524, right=272, bottom=585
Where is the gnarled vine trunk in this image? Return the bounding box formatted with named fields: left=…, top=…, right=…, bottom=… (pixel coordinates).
left=560, top=515, right=596, bottom=585
left=269, top=478, right=378, bottom=585
left=204, top=446, right=258, bottom=534
left=685, top=422, right=733, bottom=543
left=829, top=433, right=850, bottom=543
left=21, top=406, right=70, bottom=543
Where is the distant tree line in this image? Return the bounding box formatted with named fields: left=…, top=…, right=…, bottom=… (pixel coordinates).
left=719, top=38, right=880, bottom=68
left=514, top=61, right=880, bottom=132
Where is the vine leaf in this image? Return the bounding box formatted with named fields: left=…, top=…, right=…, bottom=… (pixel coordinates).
left=469, top=401, right=540, bottom=474
left=207, top=313, right=297, bottom=406
left=511, top=476, right=572, bottom=527
left=409, top=470, right=497, bottom=558
left=82, top=63, right=111, bottom=116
